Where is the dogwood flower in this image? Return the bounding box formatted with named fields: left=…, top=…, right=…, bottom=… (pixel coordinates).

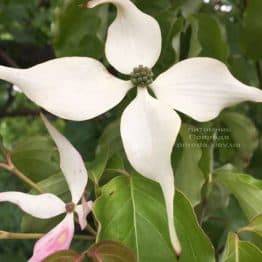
left=0, top=115, right=92, bottom=261
left=0, top=0, right=262, bottom=255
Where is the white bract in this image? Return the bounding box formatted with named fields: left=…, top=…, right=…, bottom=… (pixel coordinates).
left=0, top=115, right=91, bottom=261
left=0, top=0, right=262, bottom=255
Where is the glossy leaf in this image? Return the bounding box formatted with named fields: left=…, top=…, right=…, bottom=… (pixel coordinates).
left=87, top=241, right=136, bottom=262
left=44, top=250, right=80, bottom=262
left=93, top=174, right=215, bottom=262
left=11, top=136, right=59, bottom=182
left=222, top=232, right=262, bottom=262
left=173, top=124, right=205, bottom=206
left=215, top=170, right=262, bottom=220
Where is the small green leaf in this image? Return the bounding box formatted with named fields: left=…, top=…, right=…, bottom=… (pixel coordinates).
left=215, top=170, right=262, bottom=220
left=241, top=0, right=262, bottom=59
left=87, top=240, right=136, bottom=262
left=21, top=174, right=70, bottom=233
left=11, top=136, right=59, bottom=182
left=93, top=175, right=215, bottom=262
left=173, top=124, right=205, bottom=206
left=239, top=215, right=262, bottom=237
left=222, top=232, right=262, bottom=262
left=44, top=250, right=80, bottom=262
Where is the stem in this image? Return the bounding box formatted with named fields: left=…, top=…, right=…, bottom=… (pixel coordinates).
left=12, top=166, right=44, bottom=193
left=0, top=231, right=95, bottom=240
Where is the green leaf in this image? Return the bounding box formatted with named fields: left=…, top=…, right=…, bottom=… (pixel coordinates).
left=241, top=0, right=262, bottom=59
left=21, top=174, right=70, bottom=233
left=99, top=120, right=123, bottom=158
left=220, top=112, right=259, bottom=168
left=64, top=121, right=101, bottom=161
left=44, top=250, right=80, bottom=262
left=11, top=136, right=59, bottom=182
left=93, top=174, right=215, bottom=262
left=87, top=143, right=109, bottom=184
left=87, top=241, right=136, bottom=262
left=215, top=170, right=262, bottom=220
left=189, top=14, right=229, bottom=61
left=52, top=0, right=107, bottom=58
left=239, top=215, right=262, bottom=237
left=222, top=232, right=262, bottom=262
left=228, top=56, right=259, bottom=87
left=156, top=14, right=184, bottom=73
left=173, top=0, right=202, bottom=18
left=133, top=0, right=171, bottom=16
left=173, top=125, right=205, bottom=206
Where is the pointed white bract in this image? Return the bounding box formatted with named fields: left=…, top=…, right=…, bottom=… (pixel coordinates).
left=87, top=0, right=162, bottom=74
left=0, top=118, right=91, bottom=261
left=0, top=192, right=65, bottom=219
left=120, top=88, right=182, bottom=254
left=1, top=0, right=262, bottom=258
left=41, top=114, right=87, bottom=204
left=0, top=58, right=131, bottom=121
left=152, top=57, right=262, bottom=122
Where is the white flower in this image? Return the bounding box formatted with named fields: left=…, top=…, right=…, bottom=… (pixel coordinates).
left=0, top=0, right=262, bottom=255
left=0, top=115, right=92, bottom=261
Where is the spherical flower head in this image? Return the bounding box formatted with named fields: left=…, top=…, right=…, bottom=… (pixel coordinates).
left=131, top=65, right=154, bottom=87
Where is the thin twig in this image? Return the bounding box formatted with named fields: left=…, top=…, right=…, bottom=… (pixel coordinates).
left=0, top=231, right=95, bottom=240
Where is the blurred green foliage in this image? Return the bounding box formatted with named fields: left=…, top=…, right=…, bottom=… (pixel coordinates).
left=0, top=0, right=262, bottom=261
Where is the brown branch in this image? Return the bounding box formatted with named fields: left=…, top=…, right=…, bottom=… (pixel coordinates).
left=0, top=109, right=41, bottom=118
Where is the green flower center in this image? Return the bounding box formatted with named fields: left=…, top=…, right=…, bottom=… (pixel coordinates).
left=65, top=202, right=75, bottom=213
left=131, top=65, right=154, bottom=87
